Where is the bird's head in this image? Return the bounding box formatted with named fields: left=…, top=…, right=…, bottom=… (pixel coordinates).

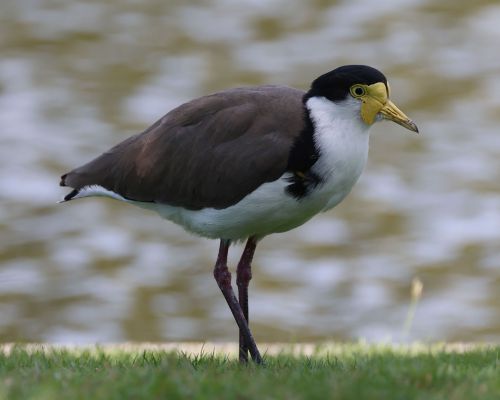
left=307, top=65, right=418, bottom=133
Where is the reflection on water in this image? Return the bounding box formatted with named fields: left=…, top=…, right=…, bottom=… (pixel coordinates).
left=0, top=0, right=499, bottom=343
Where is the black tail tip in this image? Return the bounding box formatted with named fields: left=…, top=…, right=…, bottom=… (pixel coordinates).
left=60, top=174, right=67, bottom=187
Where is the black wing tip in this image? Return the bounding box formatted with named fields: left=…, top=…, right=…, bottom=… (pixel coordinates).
left=64, top=189, right=79, bottom=201
left=58, top=188, right=79, bottom=203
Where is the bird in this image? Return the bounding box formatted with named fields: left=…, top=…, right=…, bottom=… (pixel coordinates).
left=59, top=65, right=418, bottom=364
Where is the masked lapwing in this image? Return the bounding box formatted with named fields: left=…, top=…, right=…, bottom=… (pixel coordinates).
left=60, top=65, right=418, bottom=364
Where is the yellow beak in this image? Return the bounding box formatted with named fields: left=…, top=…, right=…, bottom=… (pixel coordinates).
left=360, top=82, right=419, bottom=133
left=379, top=100, right=419, bottom=133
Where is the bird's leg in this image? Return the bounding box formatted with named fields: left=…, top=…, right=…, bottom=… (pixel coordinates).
left=236, top=236, right=257, bottom=363
left=213, top=239, right=262, bottom=364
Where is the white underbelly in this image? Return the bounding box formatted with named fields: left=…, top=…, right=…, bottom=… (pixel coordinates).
left=136, top=170, right=360, bottom=240
left=69, top=161, right=365, bottom=241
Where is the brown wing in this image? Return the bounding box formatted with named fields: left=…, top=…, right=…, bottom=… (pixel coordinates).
left=60, top=85, right=306, bottom=210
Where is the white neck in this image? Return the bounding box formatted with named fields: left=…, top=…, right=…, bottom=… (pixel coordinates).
left=305, top=95, right=371, bottom=187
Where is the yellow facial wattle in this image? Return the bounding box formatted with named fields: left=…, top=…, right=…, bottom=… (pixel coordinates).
left=352, top=82, right=418, bottom=132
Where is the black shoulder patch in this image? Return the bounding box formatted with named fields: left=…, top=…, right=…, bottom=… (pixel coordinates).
left=285, top=99, right=322, bottom=199
left=285, top=170, right=322, bottom=199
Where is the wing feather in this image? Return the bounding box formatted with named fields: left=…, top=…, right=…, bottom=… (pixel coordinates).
left=61, top=85, right=305, bottom=210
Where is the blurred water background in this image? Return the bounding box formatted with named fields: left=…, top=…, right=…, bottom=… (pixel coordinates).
left=0, top=0, right=499, bottom=344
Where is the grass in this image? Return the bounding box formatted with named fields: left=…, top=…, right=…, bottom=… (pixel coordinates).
left=0, top=343, right=498, bottom=399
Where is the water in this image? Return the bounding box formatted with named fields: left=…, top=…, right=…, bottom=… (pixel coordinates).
left=1, top=0, right=499, bottom=344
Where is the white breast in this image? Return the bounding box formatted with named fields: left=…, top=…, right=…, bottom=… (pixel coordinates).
left=307, top=96, right=370, bottom=210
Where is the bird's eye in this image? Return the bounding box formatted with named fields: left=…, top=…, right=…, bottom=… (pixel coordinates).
left=350, top=85, right=366, bottom=98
